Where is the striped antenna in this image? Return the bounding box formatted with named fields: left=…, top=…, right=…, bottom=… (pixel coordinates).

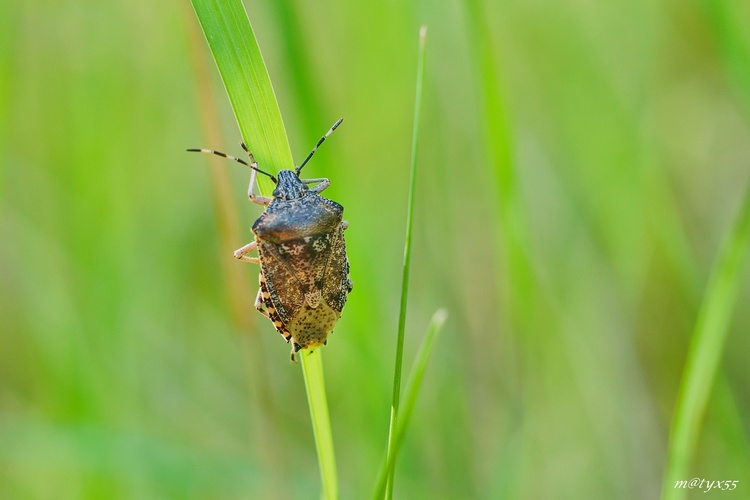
left=296, top=118, right=343, bottom=174
left=187, top=147, right=277, bottom=182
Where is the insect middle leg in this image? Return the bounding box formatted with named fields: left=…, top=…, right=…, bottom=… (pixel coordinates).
left=234, top=240, right=259, bottom=263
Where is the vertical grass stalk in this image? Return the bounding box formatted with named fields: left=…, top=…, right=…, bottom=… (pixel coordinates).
left=190, top=0, right=338, bottom=497
left=384, top=25, right=428, bottom=500
left=300, top=350, right=338, bottom=500
left=661, top=186, right=750, bottom=500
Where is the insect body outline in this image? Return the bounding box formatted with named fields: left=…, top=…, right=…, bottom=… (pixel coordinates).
left=189, top=119, right=352, bottom=360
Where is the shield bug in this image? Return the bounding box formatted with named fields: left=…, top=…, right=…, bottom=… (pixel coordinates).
left=188, top=119, right=352, bottom=360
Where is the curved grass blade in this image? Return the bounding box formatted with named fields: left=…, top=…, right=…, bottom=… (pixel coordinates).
left=661, top=185, right=750, bottom=500
left=374, top=309, right=447, bottom=500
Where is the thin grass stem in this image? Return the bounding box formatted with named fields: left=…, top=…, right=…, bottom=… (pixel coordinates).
left=300, top=349, right=338, bottom=500
left=384, top=25, right=428, bottom=500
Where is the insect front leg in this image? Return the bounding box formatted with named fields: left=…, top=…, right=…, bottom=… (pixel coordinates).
left=300, top=177, right=330, bottom=193
left=239, top=142, right=274, bottom=206
left=247, top=167, right=273, bottom=206
left=234, top=240, right=260, bottom=263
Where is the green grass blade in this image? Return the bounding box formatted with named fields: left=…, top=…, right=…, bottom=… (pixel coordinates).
left=189, top=1, right=337, bottom=497
left=299, top=350, right=338, bottom=500
left=374, top=309, right=447, bottom=500
left=661, top=186, right=750, bottom=500
left=190, top=0, right=293, bottom=194
left=384, top=25, right=428, bottom=500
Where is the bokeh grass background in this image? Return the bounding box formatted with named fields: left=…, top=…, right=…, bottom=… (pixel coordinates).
left=2, top=0, right=750, bottom=499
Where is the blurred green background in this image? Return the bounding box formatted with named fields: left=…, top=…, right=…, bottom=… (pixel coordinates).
left=2, top=0, right=750, bottom=498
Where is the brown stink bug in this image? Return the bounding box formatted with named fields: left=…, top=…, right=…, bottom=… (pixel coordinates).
left=188, top=119, right=352, bottom=360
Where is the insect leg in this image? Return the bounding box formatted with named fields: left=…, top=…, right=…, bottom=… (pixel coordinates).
left=299, top=177, right=331, bottom=193
left=239, top=142, right=274, bottom=206
left=248, top=169, right=273, bottom=206
left=234, top=240, right=260, bottom=263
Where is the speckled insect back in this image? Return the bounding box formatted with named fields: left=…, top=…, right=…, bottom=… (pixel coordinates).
left=188, top=119, right=352, bottom=360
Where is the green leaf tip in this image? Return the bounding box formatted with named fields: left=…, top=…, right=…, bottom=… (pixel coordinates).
left=190, top=0, right=294, bottom=195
